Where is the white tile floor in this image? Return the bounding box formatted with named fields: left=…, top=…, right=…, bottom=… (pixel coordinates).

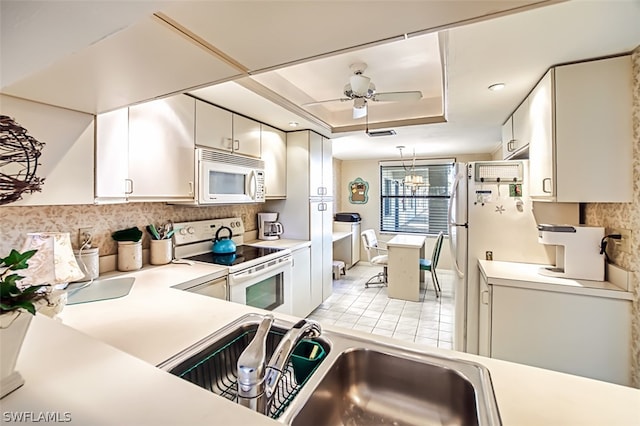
left=307, top=263, right=455, bottom=349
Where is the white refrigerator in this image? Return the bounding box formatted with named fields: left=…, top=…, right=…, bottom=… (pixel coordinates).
left=449, top=160, right=578, bottom=354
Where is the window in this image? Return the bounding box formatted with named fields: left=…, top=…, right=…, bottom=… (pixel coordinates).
left=380, top=159, right=454, bottom=235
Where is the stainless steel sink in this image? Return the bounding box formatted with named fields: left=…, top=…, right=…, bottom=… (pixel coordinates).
left=159, top=314, right=501, bottom=426
left=289, top=348, right=491, bottom=426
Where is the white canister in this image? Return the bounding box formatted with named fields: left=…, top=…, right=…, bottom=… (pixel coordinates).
left=117, top=241, right=142, bottom=271
left=150, top=239, right=173, bottom=265
left=73, top=247, right=100, bottom=280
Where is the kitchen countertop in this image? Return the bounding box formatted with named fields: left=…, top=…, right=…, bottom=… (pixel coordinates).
left=478, top=260, right=633, bottom=301
left=246, top=238, right=311, bottom=251
left=3, top=262, right=639, bottom=425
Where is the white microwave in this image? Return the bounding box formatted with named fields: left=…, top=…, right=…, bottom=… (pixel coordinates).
left=197, top=148, right=265, bottom=204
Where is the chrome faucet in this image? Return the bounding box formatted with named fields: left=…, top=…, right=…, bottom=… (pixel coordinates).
left=236, top=315, right=322, bottom=414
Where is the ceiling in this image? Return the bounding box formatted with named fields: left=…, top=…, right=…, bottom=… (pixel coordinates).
left=2, top=1, right=640, bottom=161
left=189, top=0, right=640, bottom=160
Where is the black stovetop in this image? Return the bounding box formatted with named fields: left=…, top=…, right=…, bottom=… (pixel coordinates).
left=184, top=245, right=283, bottom=266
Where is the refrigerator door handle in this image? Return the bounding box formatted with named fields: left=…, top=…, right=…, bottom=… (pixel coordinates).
left=448, top=170, right=466, bottom=279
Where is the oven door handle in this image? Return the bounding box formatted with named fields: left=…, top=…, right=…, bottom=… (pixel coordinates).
left=230, top=257, right=292, bottom=285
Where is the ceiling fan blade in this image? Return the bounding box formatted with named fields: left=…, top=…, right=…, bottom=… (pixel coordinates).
left=353, top=103, right=367, bottom=119
left=302, top=98, right=351, bottom=107
left=371, top=91, right=422, bottom=102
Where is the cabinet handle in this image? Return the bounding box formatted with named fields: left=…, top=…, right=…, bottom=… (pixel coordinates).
left=481, top=290, right=489, bottom=305
left=507, top=140, right=515, bottom=152
left=225, top=138, right=233, bottom=150
left=188, top=181, right=194, bottom=195
left=234, top=139, right=240, bottom=151
left=542, top=178, right=552, bottom=194
left=125, top=179, right=133, bottom=195
left=318, top=203, right=327, bottom=212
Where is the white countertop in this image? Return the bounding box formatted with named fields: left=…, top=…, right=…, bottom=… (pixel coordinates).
left=478, top=260, right=633, bottom=301
left=331, top=231, right=351, bottom=243
left=3, top=262, right=639, bottom=425
left=246, top=238, right=311, bottom=251
left=386, top=234, right=426, bottom=248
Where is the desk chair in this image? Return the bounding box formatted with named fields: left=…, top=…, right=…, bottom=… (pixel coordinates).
left=419, top=231, right=444, bottom=298
left=361, top=229, right=388, bottom=288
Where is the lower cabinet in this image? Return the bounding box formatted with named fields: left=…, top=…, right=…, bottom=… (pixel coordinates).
left=291, top=245, right=312, bottom=317
left=479, top=274, right=631, bottom=386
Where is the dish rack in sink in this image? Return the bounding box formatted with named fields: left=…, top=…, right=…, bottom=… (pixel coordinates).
left=165, top=326, right=325, bottom=419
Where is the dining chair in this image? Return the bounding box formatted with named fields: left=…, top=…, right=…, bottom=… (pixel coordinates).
left=419, top=231, right=444, bottom=298
left=361, top=229, right=388, bottom=288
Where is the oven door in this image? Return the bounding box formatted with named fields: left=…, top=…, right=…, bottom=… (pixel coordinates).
left=228, top=255, right=292, bottom=314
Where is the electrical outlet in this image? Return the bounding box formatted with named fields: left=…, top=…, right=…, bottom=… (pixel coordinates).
left=611, top=228, right=631, bottom=253
left=78, top=227, right=93, bottom=247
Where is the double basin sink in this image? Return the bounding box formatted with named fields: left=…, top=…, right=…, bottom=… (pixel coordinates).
left=158, top=313, right=501, bottom=426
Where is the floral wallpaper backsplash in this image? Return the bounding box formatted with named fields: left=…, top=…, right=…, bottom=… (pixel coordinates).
left=0, top=202, right=263, bottom=257
left=584, top=46, right=640, bottom=388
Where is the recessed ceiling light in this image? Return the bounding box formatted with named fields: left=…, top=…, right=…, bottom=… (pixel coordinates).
left=288, top=121, right=299, bottom=127
left=488, top=83, right=506, bottom=91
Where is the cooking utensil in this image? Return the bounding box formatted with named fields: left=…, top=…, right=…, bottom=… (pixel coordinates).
left=212, top=226, right=236, bottom=254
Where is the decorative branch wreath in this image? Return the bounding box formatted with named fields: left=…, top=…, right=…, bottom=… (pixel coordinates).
left=0, top=115, right=45, bottom=205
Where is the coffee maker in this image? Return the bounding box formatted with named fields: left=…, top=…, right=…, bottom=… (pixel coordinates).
left=258, top=212, right=284, bottom=240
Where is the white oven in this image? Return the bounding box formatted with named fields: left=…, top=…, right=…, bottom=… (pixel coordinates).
left=228, top=254, right=292, bottom=314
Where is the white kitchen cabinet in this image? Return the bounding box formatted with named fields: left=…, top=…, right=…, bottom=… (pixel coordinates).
left=195, top=99, right=233, bottom=151
left=501, top=97, right=530, bottom=159
left=268, top=130, right=333, bottom=308
left=309, top=132, right=333, bottom=198
left=479, top=266, right=632, bottom=386
left=96, top=94, right=196, bottom=203
left=333, top=221, right=361, bottom=268
left=95, top=107, right=129, bottom=203
left=0, top=94, right=95, bottom=206
left=528, top=55, right=633, bottom=202
left=261, top=124, right=287, bottom=199
left=291, top=245, right=312, bottom=317
left=128, top=95, right=195, bottom=200
left=194, top=99, right=261, bottom=158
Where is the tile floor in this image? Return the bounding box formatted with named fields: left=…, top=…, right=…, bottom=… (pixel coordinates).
left=307, top=263, right=455, bottom=349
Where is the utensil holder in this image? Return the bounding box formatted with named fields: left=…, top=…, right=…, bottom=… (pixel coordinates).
left=117, top=241, right=142, bottom=271
left=150, top=239, right=173, bottom=265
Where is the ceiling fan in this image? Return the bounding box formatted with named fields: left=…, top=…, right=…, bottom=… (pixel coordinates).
left=302, top=62, right=423, bottom=119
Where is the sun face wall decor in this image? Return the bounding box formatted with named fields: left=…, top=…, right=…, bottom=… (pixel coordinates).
left=348, top=177, right=369, bottom=204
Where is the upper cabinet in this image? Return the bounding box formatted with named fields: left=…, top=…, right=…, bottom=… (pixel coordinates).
left=261, top=124, right=287, bottom=199
left=502, top=96, right=531, bottom=159
left=96, top=94, right=196, bottom=203
left=195, top=99, right=261, bottom=158
left=309, top=132, right=333, bottom=198
left=0, top=94, right=95, bottom=206
left=528, top=55, right=633, bottom=202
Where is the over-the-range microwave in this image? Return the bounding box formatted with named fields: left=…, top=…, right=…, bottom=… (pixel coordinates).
left=189, top=148, right=265, bottom=205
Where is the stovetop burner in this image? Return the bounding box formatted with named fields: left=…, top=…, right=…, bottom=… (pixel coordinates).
left=184, top=245, right=284, bottom=267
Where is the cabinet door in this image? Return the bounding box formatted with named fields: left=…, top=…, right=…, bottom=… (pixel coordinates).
left=478, top=274, right=491, bottom=357
left=321, top=136, right=333, bottom=198
left=291, top=247, right=312, bottom=317
left=195, top=99, right=233, bottom=151
left=528, top=70, right=554, bottom=198
left=95, top=108, right=129, bottom=202
left=261, top=124, right=287, bottom=198
left=351, top=223, right=361, bottom=266
left=511, top=97, right=530, bottom=153
left=128, top=95, right=195, bottom=200
left=309, top=201, right=325, bottom=308
left=500, top=116, right=513, bottom=159
left=232, top=114, right=261, bottom=158
left=308, top=131, right=325, bottom=197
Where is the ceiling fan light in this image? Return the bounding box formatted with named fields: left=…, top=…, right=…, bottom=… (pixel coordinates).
left=350, top=74, right=371, bottom=96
